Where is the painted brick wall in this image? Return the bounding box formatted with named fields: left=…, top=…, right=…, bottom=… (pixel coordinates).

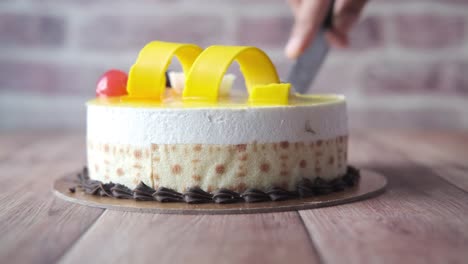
left=1, top=0, right=468, bottom=130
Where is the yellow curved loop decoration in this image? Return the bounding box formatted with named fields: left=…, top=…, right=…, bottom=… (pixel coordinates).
left=126, top=41, right=203, bottom=100
left=183, top=46, right=290, bottom=105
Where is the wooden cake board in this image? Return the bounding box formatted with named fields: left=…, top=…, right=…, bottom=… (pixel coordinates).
left=53, top=170, right=386, bottom=215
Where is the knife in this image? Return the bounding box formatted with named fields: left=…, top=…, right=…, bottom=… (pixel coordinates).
left=287, top=0, right=335, bottom=94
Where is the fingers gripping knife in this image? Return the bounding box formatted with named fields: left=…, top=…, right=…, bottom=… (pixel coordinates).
left=287, top=0, right=335, bottom=94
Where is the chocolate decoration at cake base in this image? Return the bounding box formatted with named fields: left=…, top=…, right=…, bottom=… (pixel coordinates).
left=71, top=166, right=361, bottom=204
left=54, top=168, right=386, bottom=214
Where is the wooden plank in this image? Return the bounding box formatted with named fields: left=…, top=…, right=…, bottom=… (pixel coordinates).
left=349, top=132, right=468, bottom=215
left=0, top=197, right=103, bottom=264
left=431, top=166, right=468, bottom=193
left=59, top=211, right=319, bottom=264
left=300, top=208, right=468, bottom=264
left=0, top=134, right=85, bottom=195
left=0, top=132, right=44, bottom=161
left=2, top=133, right=87, bottom=165
left=371, top=131, right=468, bottom=193
left=299, top=133, right=468, bottom=264
left=369, top=131, right=468, bottom=167
left=0, top=133, right=104, bottom=264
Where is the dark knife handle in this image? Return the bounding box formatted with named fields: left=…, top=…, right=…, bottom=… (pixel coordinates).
left=323, top=0, right=335, bottom=30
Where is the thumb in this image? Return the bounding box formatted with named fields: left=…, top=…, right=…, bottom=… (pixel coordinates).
left=285, top=0, right=331, bottom=59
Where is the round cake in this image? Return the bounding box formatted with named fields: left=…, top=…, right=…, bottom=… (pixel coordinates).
left=83, top=41, right=357, bottom=203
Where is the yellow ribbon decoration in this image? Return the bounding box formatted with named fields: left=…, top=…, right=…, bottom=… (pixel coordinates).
left=183, top=46, right=290, bottom=105
left=126, top=41, right=202, bottom=100
left=125, top=41, right=290, bottom=105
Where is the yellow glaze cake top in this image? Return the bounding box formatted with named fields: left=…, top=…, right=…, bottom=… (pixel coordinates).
left=91, top=41, right=343, bottom=108
left=88, top=93, right=345, bottom=109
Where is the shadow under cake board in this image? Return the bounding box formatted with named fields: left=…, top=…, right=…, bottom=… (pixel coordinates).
left=53, top=170, right=387, bottom=215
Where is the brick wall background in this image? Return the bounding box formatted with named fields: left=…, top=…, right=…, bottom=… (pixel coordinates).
left=1, top=0, right=468, bottom=131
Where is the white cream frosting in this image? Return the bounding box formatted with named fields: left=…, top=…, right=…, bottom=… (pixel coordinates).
left=87, top=97, right=348, bottom=146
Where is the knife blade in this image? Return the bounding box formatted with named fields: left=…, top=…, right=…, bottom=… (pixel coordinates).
left=287, top=0, right=334, bottom=94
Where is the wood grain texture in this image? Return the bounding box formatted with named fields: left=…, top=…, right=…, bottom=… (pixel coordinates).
left=299, top=132, right=468, bottom=264
left=59, top=211, right=319, bottom=264
left=0, top=133, right=104, bottom=264
left=373, top=131, right=468, bottom=167
left=300, top=208, right=468, bottom=264
left=431, top=166, right=468, bottom=193
left=0, top=131, right=42, bottom=161
left=0, top=198, right=103, bottom=264
left=371, top=131, right=468, bottom=193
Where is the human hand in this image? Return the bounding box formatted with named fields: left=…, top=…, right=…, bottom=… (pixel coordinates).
left=285, top=0, right=368, bottom=59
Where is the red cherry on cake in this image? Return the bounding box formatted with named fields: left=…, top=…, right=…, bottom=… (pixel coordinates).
left=96, top=69, right=128, bottom=97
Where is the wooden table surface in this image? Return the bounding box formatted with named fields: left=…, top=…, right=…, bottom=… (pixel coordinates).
left=1, top=131, right=467, bottom=264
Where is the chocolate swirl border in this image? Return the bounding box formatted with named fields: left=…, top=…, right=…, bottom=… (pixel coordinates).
left=73, top=166, right=360, bottom=204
